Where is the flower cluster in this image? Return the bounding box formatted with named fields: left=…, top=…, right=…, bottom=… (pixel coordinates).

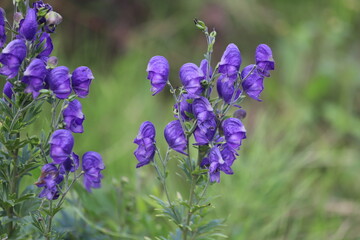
left=135, top=37, right=274, bottom=182
left=0, top=2, right=104, bottom=199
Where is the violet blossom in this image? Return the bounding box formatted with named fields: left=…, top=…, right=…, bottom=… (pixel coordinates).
left=47, top=66, right=72, bottom=99
left=49, top=129, right=74, bottom=164
left=22, top=58, right=47, bottom=98
left=134, top=121, right=156, bottom=168
left=63, top=99, right=85, bottom=133
left=71, top=66, right=94, bottom=98
left=255, top=44, right=275, bottom=77
left=241, top=64, right=264, bottom=101
left=179, top=63, right=205, bottom=95
left=147, top=56, right=169, bottom=95
left=35, top=163, right=63, bottom=200
left=0, top=39, right=26, bottom=79
left=222, top=118, right=246, bottom=150
left=19, top=8, right=38, bottom=41
left=164, top=120, right=187, bottom=155
left=82, top=151, right=105, bottom=192
left=0, top=8, right=6, bottom=48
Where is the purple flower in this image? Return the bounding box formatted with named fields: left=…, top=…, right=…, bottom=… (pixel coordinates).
left=164, top=120, right=187, bottom=155
left=48, top=66, right=72, bottom=99
left=36, top=32, right=53, bottom=60
left=176, top=93, right=196, bottom=121
left=134, top=121, right=156, bottom=168
left=71, top=66, right=94, bottom=98
left=0, top=39, right=26, bottom=79
left=82, top=151, right=105, bottom=192
left=60, top=152, right=80, bottom=173
left=3, top=82, right=13, bottom=100
left=241, top=64, right=264, bottom=101
left=192, top=97, right=217, bottom=144
left=179, top=63, right=205, bottom=95
left=217, top=74, right=241, bottom=104
left=63, top=99, right=85, bottom=133
left=255, top=44, right=275, bottom=77
left=35, top=163, right=63, bottom=200
left=19, top=8, right=38, bottom=41
left=222, top=118, right=246, bottom=150
left=33, top=1, right=53, bottom=25
left=219, top=43, right=241, bottom=76
left=204, top=145, right=236, bottom=183
left=49, top=129, right=74, bottom=164
left=199, top=59, right=213, bottom=80
left=22, top=58, right=47, bottom=98
left=146, top=56, right=169, bottom=95
left=0, top=8, right=6, bottom=48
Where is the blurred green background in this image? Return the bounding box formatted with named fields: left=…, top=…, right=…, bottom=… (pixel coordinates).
left=3, top=0, right=360, bottom=239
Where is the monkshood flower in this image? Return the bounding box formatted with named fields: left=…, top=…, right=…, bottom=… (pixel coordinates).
left=0, top=39, right=26, bottom=78
left=134, top=121, right=156, bottom=168
left=164, top=120, right=187, bottom=155
left=19, top=8, right=38, bottom=41
left=63, top=99, right=85, bottom=133
left=35, top=163, right=64, bottom=200
left=48, top=66, right=72, bottom=99
left=222, top=118, right=246, bottom=150
left=36, top=32, right=53, bottom=60
left=180, top=63, right=205, bottom=95
left=146, top=56, right=169, bottom=95
left=33, top=1, right=53, bottom=25
left=60, top=152, right=79, bottom=173
left=71, top=66, right=94, bottom=98
left=175, top=93, right=196, bottom=121
left=255, top=44, right=275, bottom=77
left=3, top=82, right=13, bottom=100
left=218, top=43, right=241, bottom=76
left=22, top=58, right=47, bottom=98
left=49, top=129, right=74, bottom=164
left=0, top=8, right=6, bottom=48
left=192, top=97, right=216, bottom=144
left=202, top=145, right=236, bottom=183
left=199, top=59, right=213, bottom=80
left=241, top=64, right=264, bottom=101
left=82, top=151, right=105, bottom=192
left=217, top=74, right=241, bottom=104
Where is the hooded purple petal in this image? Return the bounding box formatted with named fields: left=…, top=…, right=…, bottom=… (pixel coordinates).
left=241, top=64, right=264, bottom=101
left=199, top=59, right=213, bottom=80
left=218, top=43, right=241, bottom=76
left=180, top=63, right=205, bottom=95
left=0, top=39, right=26, bottom=79
left=19, top=8, right=38, bottom=41
left=60, top=152, right=80, bottom=173
left=164, top=120, right=187, bottom=155
left=217, top=74, right=241, bottom=104
left=175, top=93, right=196, bottom=121
left=48, top=66, right=72, bottom=99
left=0, top=8, right=6, bottom=48
left=3, top=81, right=13, bottom=100
left=207, top=146, right=235, bottom=183
left=82, top=151, right=105, bottom=192
left=22, top=58, right=47, bottom=98
left=222, top=118, right=246, bottom=150
left=146, top=56, right=169, bottom=95
left=36, top=32, right=53, bottom=60
left=63, top=99, right=85, bottom=133
left=49, top=129, right=74, bottom=164
left=134, top=121, right=156, bottom=168
left=255, top=44, right=275, bottom=77
left=35, top=163, right=63, bottom=200
left=71, top=66, right=94, bottom=98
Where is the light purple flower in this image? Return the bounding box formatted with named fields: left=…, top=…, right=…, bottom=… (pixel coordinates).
left=146, top=56, right=169, bottom=95
left=36, top=32, right=53, bottom=60
left=49, top=129, right=74, bottom=164
left=164, top=120, right=187, bottom=155
left=180, top=63, right=205, bottom=95
left=134, top=121, right=156, bottom=168
left=82, top=151, right=105, bottom=192
left=218, top=43, right=241, bottom=76
left=241, top=64, right=264, bottom=101
left=217, top=74, right=241, bottom=104
left=22, top=58, right=47, bottom=98
left=3, top=81, right=13, bottom=100
left=0, top=8, right=6, bottom=48
left=255, top=44, right=275, bottom=77
left=35, top=163, right=63, bottom=200
left=192, top=97, right=217, bottom=144
left=0, top=39, right=26, bottom=79
left=222, top=118, right=246, bottom=150
left=60, top=152, right=80, bottom=173
left=63, top=99, right=85, bottom=133
left=19, top=8, right=38, bottom=41
left=71, top=66, right=94, bottom=98
left=48, top=66, right=72, bottom=99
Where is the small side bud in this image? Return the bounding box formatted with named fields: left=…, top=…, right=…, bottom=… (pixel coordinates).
left=47, top=56, right=58, bottom=68
left=45, top=11, right=62, bottom=26
left=194, top=18, right=206, bottom=31
left=233, top=109, right=247, bottom=120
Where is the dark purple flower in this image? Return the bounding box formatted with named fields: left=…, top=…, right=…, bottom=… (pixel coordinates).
left=60, top=152, right=79, bottom=173
left=33, top=1, right=53, bottom=25
left=241, top=64, right=264, bottom=101
left=179, top=63, right=205, bottom=95
left=3, top=81, right=13, bottom=100
left=192, top=97, right=217, bottom=144
left=19, top=8, right=38, bottom=41
left=82, top=151, right=105, bottom=192
left=49, top=129, right=74, bottom=164
left=134, top=121, right=156, bottom=168
left=146, top=56, right=169, bottom=95
left=217, top=74, right=241, bottom=104
left=71, top=66, right=94, bottom=98
left=218, top=43, right=241, bottom=76
left=36, top=32, right=53, bottom=60
left=22, top=58, right=47, bottom=98
left=35, top=163, right=63, bottom=200
left=48, top=66, right=71, bottom=99
left=255, top=44, right=275, bottom=77
left=164, top=120, right=187, bottom=155
left=176, top=93, right=196, bottom=121
left=0, top=39, right=26, bottom=79
left=63, top=99, right=85, bottom=133
left=0, top=8, right=6, bottom=48
left=206, top=145, right=236, bottom=183
left=222, top=118, right=246, bottom=150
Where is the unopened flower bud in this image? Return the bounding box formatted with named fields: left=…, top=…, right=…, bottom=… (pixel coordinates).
left=45, top=11, right=62, bottom=26
left=233, top=109, right=246, bottom=120
left=47, top=56, right=58, bottom=68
